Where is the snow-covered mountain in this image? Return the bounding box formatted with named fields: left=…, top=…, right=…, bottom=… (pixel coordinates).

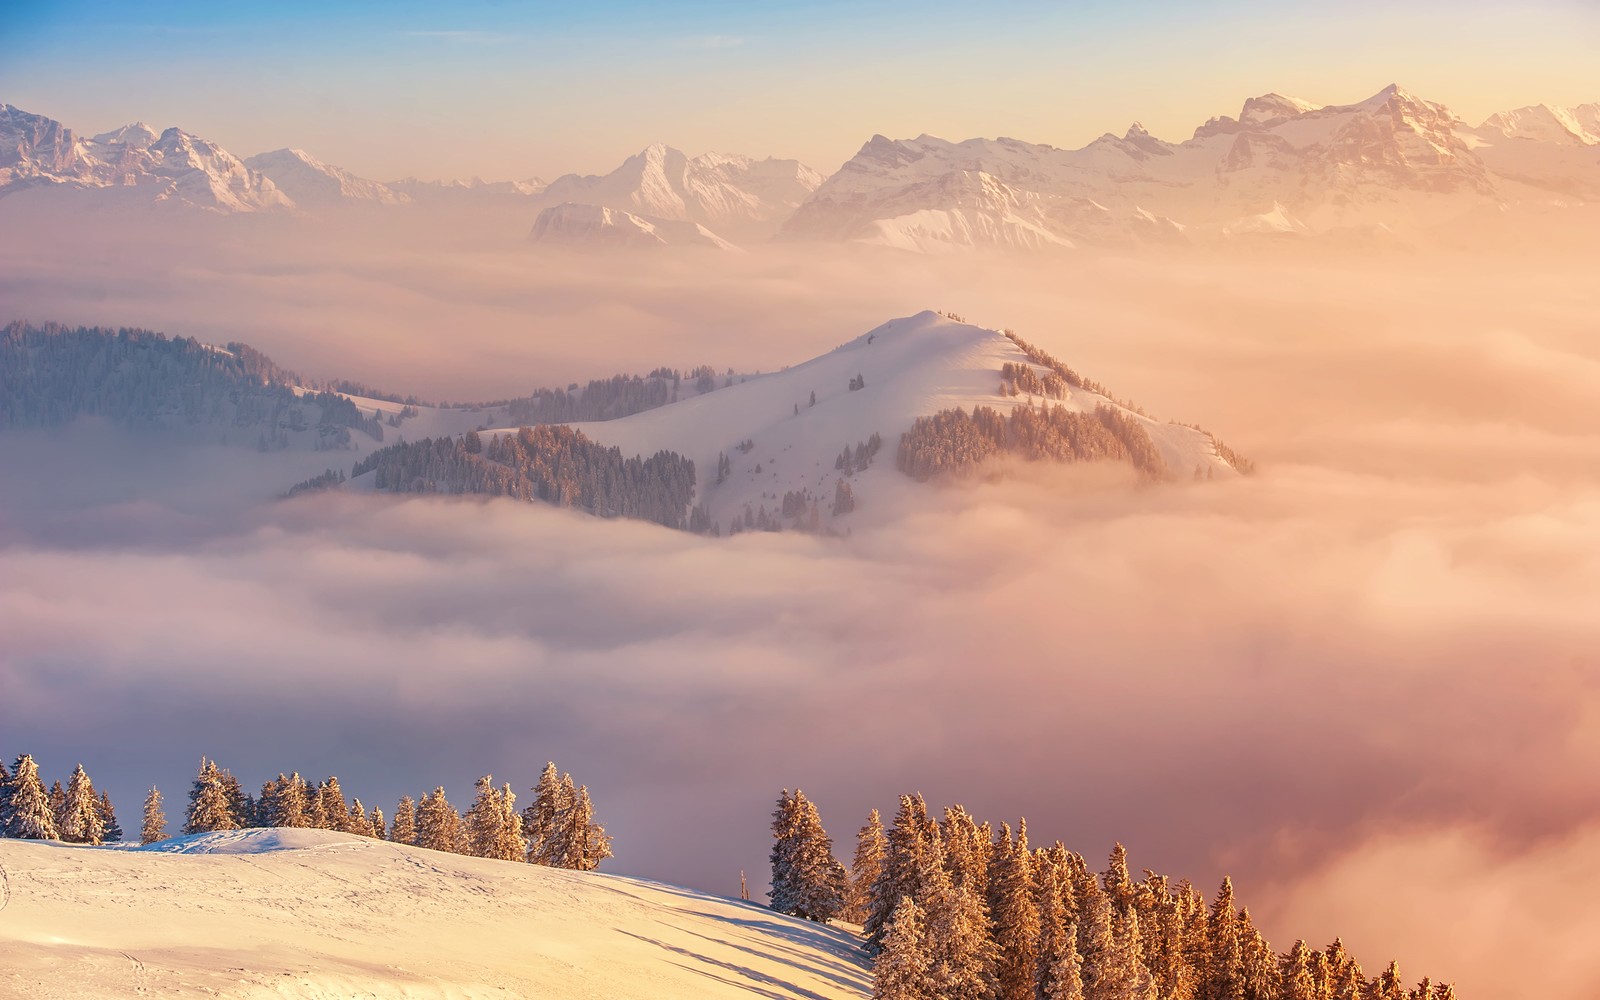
left=784, top=84, right=1592, bottom=251
left=0, top=103, right=291, bottom=212
left=388, top=174, right=548, bottom=202
left=244, top=147, right=410, bottom=206
left=1476, top=103, right=1600, bottom=146
left=0, top=829, right=869, bottom=1000
left=538, top=143, right=824, bottom=242
left=556, top=311, right=1242, bottom=533
left=529, top=201, right=740, bottom=250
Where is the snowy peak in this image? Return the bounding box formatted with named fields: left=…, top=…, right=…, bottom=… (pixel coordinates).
left=0, top=103, right=290, bottom=212
left=244, top=147, right=410, bottom=205
left=567, top=311, right=1241, bottom=533
left=528, top=202, right=740, bottom=250
left=538, top=143, right=822, bottom=240
left=1240, top=93, right=1323, bottom=126
left=1479, top=103, right=1600, bottom=146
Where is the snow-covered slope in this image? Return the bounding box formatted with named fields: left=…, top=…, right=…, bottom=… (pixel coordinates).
left=244, top=147, right=410, bottom=206
left=389, top=174, right=548, bottom=202
left=784, top=84, right=1577, bottom=250
left=538, top=143, right=824, bottom=241
left=529, top=201, right=741, bottom=250
left=0, top=103, right=291, bottom=212
left=559, top=311, right=1239, bottom=532
left=1477, top=103, right=1600, bottom=146
left=0, top=829, right=870, bottom=1000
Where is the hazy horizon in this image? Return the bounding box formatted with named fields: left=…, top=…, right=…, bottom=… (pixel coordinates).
left=4, top=0, right=1598, bottom=180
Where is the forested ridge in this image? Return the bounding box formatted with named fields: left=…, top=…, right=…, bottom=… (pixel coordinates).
left=772, top=790, right=1456, bottom=1000
left=351, top=426, right=697, bottom=529
left=897, top=403, right=1168, bottom=481
left=1, top=321, right=383, bottom=448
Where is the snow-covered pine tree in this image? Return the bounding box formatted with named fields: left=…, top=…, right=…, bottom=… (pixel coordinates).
left=390, top=795, right=418, bottom=845
left=2, top=754, right=58, bottom=839
left=414, top=786, right=459, bottom=852
left=1372, top=961, right=1405, bottom=1000
left=991, top=818, right=1041, bottom=1000
left=1203, top=876, right=1244, bottom=1000
left=1077, top=877, right=1115, bottom=1000
left=558, top=783, right=612, bottom=871
left=1323, top=938, right=1366, bottom=1000
left=768, top=789, right=845, bottom=922
left=346, top=798, right=373, bottom=836
left=865, top=793, right=942, bottom=951
left=872, top=896, right=930, bottom=1000
left=184, top=757, right=238, bottom=834
left=1043, top=920, right=1086, bottom=1000
left=846, top=809, right=886, bottom=924
left=464, top=775, right=505, bottom=858
left=1280, top=940, right=1318, bottom=1000
left=141, top=786, right=166, bottom=844
left=1104, top=842, right=1135, bottom=916
left=943, top=804, right=991, bottom=900
left=370, top=806, right=386, bottom=841
left=1236, top=907, right=1278, bottom=1000
left=921, top=857, right=998, bottom=1000
left=48, top=781, right=66, bottom=832
left=316, top=777, right=349, bottom=831
left=97, top=791, right=122, bottom=843
left=59, top=763, right=105, bottom=845
left=1108, top=904, right=1157, bottom=1000
left=495, top=782, right=526, bottom=862
left=522, top=762, right=570, bottom=865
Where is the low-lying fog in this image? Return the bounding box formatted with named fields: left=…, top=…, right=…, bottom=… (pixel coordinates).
left=2, top=207, right=1597, bottom=999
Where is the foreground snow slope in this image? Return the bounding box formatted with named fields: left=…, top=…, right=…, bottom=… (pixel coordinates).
left=0, top=828, right=870, bottom=1000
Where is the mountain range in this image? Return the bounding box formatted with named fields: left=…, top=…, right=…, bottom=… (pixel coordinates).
left=3, top=85, right=1595, bottom=249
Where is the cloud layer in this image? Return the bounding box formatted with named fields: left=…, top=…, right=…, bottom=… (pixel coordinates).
left=2, top=222, right=1598, bottom=998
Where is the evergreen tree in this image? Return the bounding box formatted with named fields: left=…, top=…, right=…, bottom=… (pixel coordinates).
left=922, top=859, right=998, bottom=1000
left=1372, top=962, right=1405, bottom=1000
left=370, top=806, right=387, bottom=842
left=346, top=798, right=373, bottom=836
left=465, top=775, right=511, bottom=859
left=1044, top=920, right=1086, bottom=1000
left=872, top=896, right=930, bottom=1000
left=1323, top=939, right=1365, bottom=1000
left=390, top=795, right=418, bottom=845
left=1236, top=908, right=1278, bottom=1000
left=558, top=783, right=612, bottom=871
left=990, top=819, right=1041, bottom=1000
left=523, top=762, right=570, bottom=865
left=97, top=790, right=123, bottom=843
left=494, top=783, right=526, bottom=862
left=185, top=757, right=238, bottom=835
left=1204, top=877, right=1244, bottom=1000
left=769, top=789, right=845, bottom=922
left=49, top=780, right=66, bottom=832
left=414, top=787, right=460, bottom=853
left=866, top=793, right=942, bottom=951
left=1077, top=877, right=1115, bottom=1000
left=847, top=809, right=887, bottom=924
left=59, top=763, right=105, bottom=845
left=141, top=786, right=166, bottom=845
left=316, top=777, right=349, bottom=831
left=1280, top=941, right=1319, bottom=1000
left=2, top=754, right=58, bottom=839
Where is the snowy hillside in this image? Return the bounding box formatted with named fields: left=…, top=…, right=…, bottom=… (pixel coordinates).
left=0, top=829, right=870, bottom=1000
left=538, top=143, right=824, bottom=242
left=529, top=201, right=741, bottom=250
left=783, top=84, right=1595, bottom=250
left=559, top=311, right=1240, bottom=533
left=244, top=148, right=410, bottom=206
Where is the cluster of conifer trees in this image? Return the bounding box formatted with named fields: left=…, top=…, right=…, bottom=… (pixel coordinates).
left=500, top=365, right=725, bottom=425
left=897, top=403, right=1167, bottom=482
left=771, top=791, right=1455, bottom=1000
left=1, top=322, right=385, bottom=448
left=0, top=754, right=123, bottom=844
left=351, top=425, right=696, bottom=528
left=179, top=757, right=611, bottom=868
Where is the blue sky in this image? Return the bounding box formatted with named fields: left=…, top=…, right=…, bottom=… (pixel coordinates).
left=3, top=0, right=1597, bottom=179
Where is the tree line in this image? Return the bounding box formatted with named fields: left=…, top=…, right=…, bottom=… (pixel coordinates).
left=897, top=403, right=1168, bottom=482
left=351, top=425, right=696, bottom=529
left=770, top=790, right=1455, bottom=1000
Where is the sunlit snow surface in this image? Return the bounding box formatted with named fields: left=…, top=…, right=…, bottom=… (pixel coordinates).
left=0, top=829, right=870, bottom=999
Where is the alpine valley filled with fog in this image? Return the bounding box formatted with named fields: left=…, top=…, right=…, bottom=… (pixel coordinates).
left=2, top=5, right=1600, bottom=998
